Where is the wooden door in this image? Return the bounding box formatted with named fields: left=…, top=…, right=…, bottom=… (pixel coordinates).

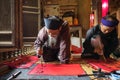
left=0, top=0, right=22, bottom=52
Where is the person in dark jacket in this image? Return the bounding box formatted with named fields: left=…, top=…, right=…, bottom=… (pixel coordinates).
left=34, top=16, right=71, bottom=64
left=81, top=15, right=119, bottom=59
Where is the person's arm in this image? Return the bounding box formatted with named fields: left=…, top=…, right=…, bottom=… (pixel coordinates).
left=34, top=28, right=47, bottom=56
left=83, top=28, right=95, bottom=53
left=58, top=23, right=71, bottom=63
left=106, top=30, right=119, bottom=54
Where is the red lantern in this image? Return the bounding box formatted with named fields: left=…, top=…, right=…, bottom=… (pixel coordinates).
left=90, top=12, right=94, bottom=28
left=102, top=0, right=108, bottom=17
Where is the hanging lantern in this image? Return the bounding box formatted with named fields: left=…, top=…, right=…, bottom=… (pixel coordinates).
left=102, top=0, right=109, bottom=17
left=90, top=12, right=94, bottom=28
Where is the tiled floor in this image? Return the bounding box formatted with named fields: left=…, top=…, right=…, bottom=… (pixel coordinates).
left=71, top=37, right=85, bottom=58
left=71, top=37, right=85, bottom=48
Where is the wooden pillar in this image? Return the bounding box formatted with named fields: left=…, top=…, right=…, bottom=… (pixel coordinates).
left=116, top=8, right=120, bottom=39
left=78, top=0, right=91, bottom=36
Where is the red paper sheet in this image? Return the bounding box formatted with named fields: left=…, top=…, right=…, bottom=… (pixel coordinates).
left=71, top=45, right=82, bottom=54
left=4, top=55, right=38, bottom=68
left=85, top=59, right=120, bottom=72
left=28, top=64, right=85, bottom=76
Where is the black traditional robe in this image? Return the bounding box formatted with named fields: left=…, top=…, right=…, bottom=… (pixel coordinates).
left=82, top=25, right=118, bottom=59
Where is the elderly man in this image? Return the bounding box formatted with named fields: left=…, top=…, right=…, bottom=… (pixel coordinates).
left=34, top=16, right=71, bottom=64
left=81, top=15, right=119, bottom=60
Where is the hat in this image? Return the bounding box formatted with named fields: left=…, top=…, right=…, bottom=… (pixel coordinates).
left=44, top=16, right=63, bottom=30
left=101, top=17, right=119, bottom=27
